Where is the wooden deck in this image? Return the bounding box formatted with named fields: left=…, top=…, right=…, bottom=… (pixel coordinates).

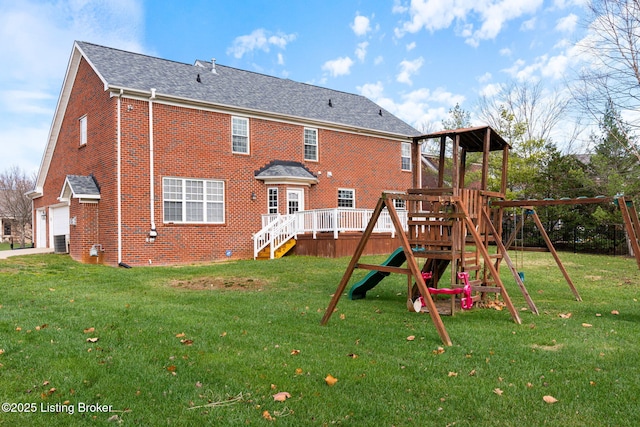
left=294, top=232, right=401, bottom=258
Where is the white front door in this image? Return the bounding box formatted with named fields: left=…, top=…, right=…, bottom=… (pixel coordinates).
left=36, top=209, right=47, bottom=248
left=287, top=189, right=304, bottom=214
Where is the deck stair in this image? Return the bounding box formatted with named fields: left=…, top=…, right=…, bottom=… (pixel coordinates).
left=256, top=238, right=296, bottom=260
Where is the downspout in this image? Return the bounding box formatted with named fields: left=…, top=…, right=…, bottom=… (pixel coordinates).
left=148, top=88, right=158, bottom=239
left=117, top=89, right=123, bottom=264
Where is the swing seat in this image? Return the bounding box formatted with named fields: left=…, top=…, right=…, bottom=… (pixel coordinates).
left=419, top=272, right=474, bottom=310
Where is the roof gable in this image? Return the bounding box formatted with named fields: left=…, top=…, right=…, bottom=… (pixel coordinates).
left=59, top=175, right=101, bottom=202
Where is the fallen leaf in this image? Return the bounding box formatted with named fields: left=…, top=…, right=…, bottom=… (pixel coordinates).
left=582, top=323, right=593, bottom=328
left=543, top=395, right=558, bottom=404
left=469, top=369, right=476, bottom=376
left=407, top=335, right=415, bottom=341
left=558, top=313, right=572, bottom=319
left=84, top=327, right=95, bottom=334
left=195, top=381, right=202, bottom=388
left=448, top=371, right=458, bottom=377
left=290, top=349, right=300, bottom=355
left=180, top=339, right=194, bottom=345
left=433, top=347, right=445, bottom=355
left=339, top=313, right=346, bottom=320
left=220, top=331, right=227, bottom=337
left=175, top=332, right=185, bottom=338
left=272, top=391, right=291, bottom=402
left=347, top=353, right=358, bottom=359
left=325, top=374, right=338, bottom=386
left=611, top=310, right=620, bottom=315
left=295, top=368, right=303, bottom=375
left=526, top=382, right=533, bottom=388
left=86, top=337, right=99, bottom=343
left=262, top=410, right=274, bottom=421
left=493, top=388, right=503, bottom=396
left=166, top=365, right=177, bottom=372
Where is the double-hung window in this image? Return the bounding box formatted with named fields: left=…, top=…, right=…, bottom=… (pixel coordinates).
left=401, top=142, right=411, bottom=171
left=304, top=128, right=318, bottom=161
left=232, top=116, right=249, bottom=154
left=338, top=188, right=355, bottom=208
left=163, top=177, right=225, bottom=223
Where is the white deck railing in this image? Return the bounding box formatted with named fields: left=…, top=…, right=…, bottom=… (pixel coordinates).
left=253, top=208, right=407, bottom=259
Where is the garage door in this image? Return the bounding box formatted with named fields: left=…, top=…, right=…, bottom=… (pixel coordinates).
left=50, top=205, right=69, bottom=253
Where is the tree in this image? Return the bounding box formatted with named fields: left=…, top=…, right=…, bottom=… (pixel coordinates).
left=0, top=166, right=35, bottom=248
left=573, top=0, right=640, bottom=161
left=442, top=103, right=471, bottom=130
left=478, top=81, right=570, bottom=144
left=587, top=103, right=640, bottom=224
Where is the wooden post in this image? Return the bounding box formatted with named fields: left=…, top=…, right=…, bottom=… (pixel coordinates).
left=456, top=199, right=522, bottom=324
left=528, top=208, right=582, bottom=301
left=481, top=127, right=490, bottom=191
left=320, top=197, right=386, bottom=325
left=618, top=197, right=640, bottom=269
left=438, top=136, right=446, bottom=187
left=482, top=209, right=539, bottom=314
left=386, top=199, right=452, bottom=346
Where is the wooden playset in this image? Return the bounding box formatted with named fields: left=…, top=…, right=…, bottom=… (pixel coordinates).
left=320, top=126, right=640, bottom=346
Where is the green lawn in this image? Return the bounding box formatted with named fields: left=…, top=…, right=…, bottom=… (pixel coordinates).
left=0, top=251, right=638, bottom=426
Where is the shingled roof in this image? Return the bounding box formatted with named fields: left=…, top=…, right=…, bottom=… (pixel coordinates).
left=75, top=41, right=419, bottom=137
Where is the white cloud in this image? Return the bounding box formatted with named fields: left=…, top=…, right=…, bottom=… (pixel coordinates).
left=355, top=42, right=369, bottom=62
left=477, top=72, right=492, bottom=84
left=541, top=54, right=569, bottom=79
left=357, top=80, right=465, bottom=130
left=499, top=47, right=512, bottom=56
left=351, top=14, right=372, bottom=36
left=394, top=0, right=544, bottom=47
left=397, top=57, right=424, bottom=85
left=406, top=41, right=417, bottom=51
left=479, top=82, right=502, bottom=98
left=322, top=56, right=355, bottom=77
left=374, top=55, right=384, bottom=65
left=227, top=29, right=296, bottom=59
left=556, top=13, right=578, bottom=33
left=277, top=53, right=284, bottom=65
left=521, top=17, right=537, bottom=31
left=358, top=81, right=386, bottom=100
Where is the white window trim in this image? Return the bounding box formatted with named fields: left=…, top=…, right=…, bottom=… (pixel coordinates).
left=268, top=187, right=278, bottom=214
left=338, top=188, right=355, bottom=209
left=304, top=127, right=318, bottom=161
left=401, top=142, right=411, bottom=171
left=231, top=116, right=250, bottom=154
left=79, top=115, right=87, bottom=146
left=162, top=177, right=225, bottom=224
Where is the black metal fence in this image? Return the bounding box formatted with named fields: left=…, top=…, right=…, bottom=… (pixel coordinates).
left=508, top=222, right=628, bottom=256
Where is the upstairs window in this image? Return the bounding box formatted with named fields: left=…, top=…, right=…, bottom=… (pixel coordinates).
left=401, top=142, right=411, bottom=171
left=79, top=115, right=87, bottom=146
left=304, top=128, right=318, bottom=161
left=163, top=177, right=225, bottom=224
left=338, top=188, right=355, bottom=208
left=232, top=117, right=249, bottom=154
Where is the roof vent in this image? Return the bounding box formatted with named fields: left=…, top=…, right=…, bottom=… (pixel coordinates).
left=211, top=58, right=217, bottom=75
left=328, top=99, right=333, bottom=107
left=378, top=109, right=383, bottom=116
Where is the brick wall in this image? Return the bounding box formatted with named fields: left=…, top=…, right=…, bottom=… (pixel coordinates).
left=36, top=58, right=414, bottom=266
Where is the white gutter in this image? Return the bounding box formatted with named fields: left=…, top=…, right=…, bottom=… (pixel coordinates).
left=149, top=88, right=158, bottom=238
left=117, top=89, right=123, bottom=263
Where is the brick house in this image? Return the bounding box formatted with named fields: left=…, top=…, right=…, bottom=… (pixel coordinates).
left=27, top=41, right=422, bottom=266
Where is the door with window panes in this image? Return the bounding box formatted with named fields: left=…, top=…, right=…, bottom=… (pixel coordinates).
left=287, top=189, right=304, bottom=214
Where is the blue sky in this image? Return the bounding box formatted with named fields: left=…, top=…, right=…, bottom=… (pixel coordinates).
left=0, top=0, right=591, bottom=173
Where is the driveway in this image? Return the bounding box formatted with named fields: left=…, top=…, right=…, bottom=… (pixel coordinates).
left=0, top=248, right=55, bottom=259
